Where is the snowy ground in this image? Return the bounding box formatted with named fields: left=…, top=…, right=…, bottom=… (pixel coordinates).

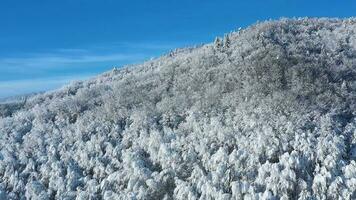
left=0, top=18, right=355, bottom=199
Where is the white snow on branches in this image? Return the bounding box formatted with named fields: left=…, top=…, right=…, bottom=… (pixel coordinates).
left=0, top=18, right=356, bottom=199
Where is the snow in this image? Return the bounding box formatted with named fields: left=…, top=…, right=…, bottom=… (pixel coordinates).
left=0, top=18, right=356, bottom=199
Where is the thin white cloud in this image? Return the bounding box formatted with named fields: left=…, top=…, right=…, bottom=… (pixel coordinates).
left=55, top=48, right=90, bottom=54
left=0, top=41, right=182, bottom=98
left=74, top=41, right=186, bottom=52
left=0, top=41, right=179, bottom=72
left=0, top=53, right=145, bottom=69
left=0, top=74, right=94, bottom=98
left=115, top=41, right=183, bottom=50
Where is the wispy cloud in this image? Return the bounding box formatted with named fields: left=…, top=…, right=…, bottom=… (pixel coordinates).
left=0, top=41, right=181, bottom=98
left=0, top=51, right=142, bottom=97
left=0, top=53, right=145, bottom=69
left=114, top=41, right=184, bottom=50
left=0, top=41, right=183, bottom=71
left=0, top=74, right=94, bottom=98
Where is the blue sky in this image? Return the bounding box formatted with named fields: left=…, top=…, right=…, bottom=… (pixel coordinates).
left=1, top=0, right=356, bottom=98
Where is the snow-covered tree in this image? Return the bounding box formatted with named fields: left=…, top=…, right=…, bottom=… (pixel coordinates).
left=0, top=18, right=355, bottom=199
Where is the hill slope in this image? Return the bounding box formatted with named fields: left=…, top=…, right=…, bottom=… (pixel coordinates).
left=0, top=18, right=356, bottom=199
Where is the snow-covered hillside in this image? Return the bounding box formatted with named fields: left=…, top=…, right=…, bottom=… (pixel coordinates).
left=0, top=18, right=355, bottom=199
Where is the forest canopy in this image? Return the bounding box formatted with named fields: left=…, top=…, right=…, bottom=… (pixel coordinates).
left=0, top=18, right=356, bottom=199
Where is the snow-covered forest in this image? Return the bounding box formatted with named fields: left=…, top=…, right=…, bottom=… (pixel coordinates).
left=0, top=18, right=355, bottom=199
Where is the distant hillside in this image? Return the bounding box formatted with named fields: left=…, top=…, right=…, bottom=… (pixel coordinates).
left=0, top=18, right=355, bottom=199
left=0, top=93, right=42, bottom=119
left=0, top=92, right=40, bottom=104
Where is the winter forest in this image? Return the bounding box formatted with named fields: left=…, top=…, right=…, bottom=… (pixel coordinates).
left=0, top=18, right=356, bottom=199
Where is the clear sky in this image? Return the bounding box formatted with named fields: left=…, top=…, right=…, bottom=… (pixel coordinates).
left=1, top=0, right=356, bottom=98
